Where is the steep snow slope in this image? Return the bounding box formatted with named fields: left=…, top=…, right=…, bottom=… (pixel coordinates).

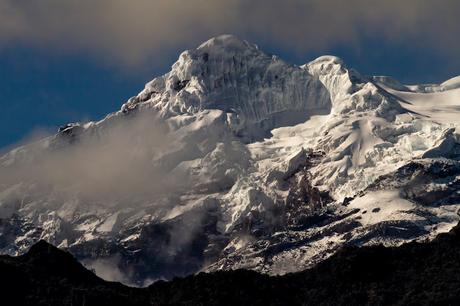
left=1, top=35, right=460, bottom=285
left=123, top=35, right=331, bottom=141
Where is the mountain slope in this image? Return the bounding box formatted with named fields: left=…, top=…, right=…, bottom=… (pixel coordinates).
left=1, top=35, right=460, bottom=284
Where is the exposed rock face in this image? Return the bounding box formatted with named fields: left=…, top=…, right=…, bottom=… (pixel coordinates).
left=1, top=35, right=460, bottom=285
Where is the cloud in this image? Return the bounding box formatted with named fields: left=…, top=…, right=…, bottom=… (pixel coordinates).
left=0, top=110, right=191, bottom=203
left=0, top=0, right=459, bottom=67
left=83, top=255, right=134, bottom=284
left=0, top=109, right=219, bottom=284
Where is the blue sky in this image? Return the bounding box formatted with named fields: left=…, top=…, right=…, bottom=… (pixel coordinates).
left=1, top=0, right=459, bottom=149
left=0, top=47, right=149, bottom=148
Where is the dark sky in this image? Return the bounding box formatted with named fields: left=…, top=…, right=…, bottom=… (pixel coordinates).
left=0, top=0, right=459, bottom=148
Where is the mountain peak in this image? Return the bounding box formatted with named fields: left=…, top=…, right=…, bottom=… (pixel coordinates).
left=308, top=55, right=346, bottom=67
left=134, top=35, right=332, bottom=141
left=4, top=35, right=460, bottom=286
left=197, top=34, right=259, bottom=53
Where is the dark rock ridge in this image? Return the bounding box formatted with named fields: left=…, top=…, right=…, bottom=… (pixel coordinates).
left=3, top=222, right=460, bottom=305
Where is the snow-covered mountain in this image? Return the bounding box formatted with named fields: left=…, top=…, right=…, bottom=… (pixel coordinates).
left=1, top=35, right=460, bottom=285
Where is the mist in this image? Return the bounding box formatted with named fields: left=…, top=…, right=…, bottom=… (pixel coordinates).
left=0, top=110, right=192, bottom=207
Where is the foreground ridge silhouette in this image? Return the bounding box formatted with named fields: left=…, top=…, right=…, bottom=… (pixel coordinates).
left=1, top=222, right=460, bottom=306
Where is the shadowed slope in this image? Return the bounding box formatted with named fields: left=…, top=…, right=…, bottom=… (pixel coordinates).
left=2, top=223, right=460, bottom=305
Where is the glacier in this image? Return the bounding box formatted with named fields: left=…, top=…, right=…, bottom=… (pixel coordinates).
left=1, top=35, right=460, bottom=285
